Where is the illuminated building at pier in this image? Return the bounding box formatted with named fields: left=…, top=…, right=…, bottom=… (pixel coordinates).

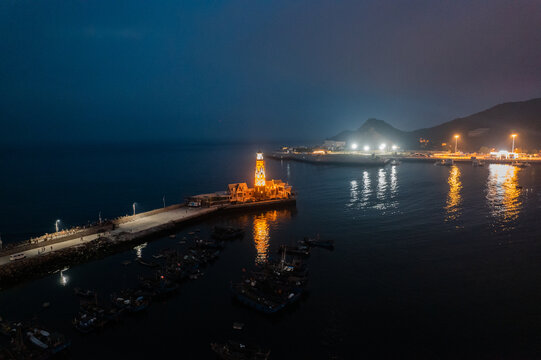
left=229, top=152, right=293, bottom=203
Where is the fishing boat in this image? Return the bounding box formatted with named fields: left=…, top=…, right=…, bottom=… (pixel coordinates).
left=25, top=327, right=71, bottom=354
left=389, top=159, right=401, bottom=166
left=434, top=159, right=454, bottom=166
left=512, top=161, right=531, bottom=168
left=111, top=291, right=151, bottom=313
left=195, top=239, right=224, bottom=249
left=210, top=341, right=270, bottom=360
left=472, top=158, right=484, bottom=167
left=140, top=275, right=179, bottom=298
left=278, top=245, right=310, bottom=257
left=73, top=305, right=109, bottom=334
left=231, top=282, right=302, bottom=314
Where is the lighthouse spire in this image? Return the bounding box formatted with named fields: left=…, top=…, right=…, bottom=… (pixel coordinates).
left=255, top=151, right=266, bottom=193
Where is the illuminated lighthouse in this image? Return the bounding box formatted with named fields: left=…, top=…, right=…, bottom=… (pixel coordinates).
left=254, top=152, right=266, bottom=195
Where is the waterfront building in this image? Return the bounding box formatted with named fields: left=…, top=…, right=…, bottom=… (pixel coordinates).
left=323, top=140, right=346, bottom=151
left=229, top=152, right=292, bottom=203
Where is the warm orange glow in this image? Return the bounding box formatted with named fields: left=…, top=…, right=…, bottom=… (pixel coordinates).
left=252, top=210, right=281, bottom=264
left=454, top=135, right=459, bottom=139
left=511, top=134, right=517, bottom=138
left=445, top=166, right=462, bottom=222
left=255, top=152, right=266, bottom=188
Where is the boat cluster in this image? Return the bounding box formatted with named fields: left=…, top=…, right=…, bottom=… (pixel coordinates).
left=72, top=226, right=245, bottom=334
left=218, top=236, right=333, bottom=359
left=231, top=236, right=333, bottom=315
left=0, top=317, right=71, bottom=359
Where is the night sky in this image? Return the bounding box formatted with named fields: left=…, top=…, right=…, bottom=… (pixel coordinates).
left=1, top=0, right=540, bottom=144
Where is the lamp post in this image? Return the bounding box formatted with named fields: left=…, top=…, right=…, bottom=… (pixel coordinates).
left=454, top=135, right=459, bottom=153
left=163, top=195, right=166, bottom=208
left=132, top=202, right=136, bottom=216
left=511, top=134, right=517, bottom=154
left=55, top=219, right=60, bottom=233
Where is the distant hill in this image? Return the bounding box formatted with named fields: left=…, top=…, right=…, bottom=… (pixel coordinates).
left=329, top=98, right=541, bottom=152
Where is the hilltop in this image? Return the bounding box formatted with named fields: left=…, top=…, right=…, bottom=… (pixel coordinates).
left=329, top=98, right=541, bottom=152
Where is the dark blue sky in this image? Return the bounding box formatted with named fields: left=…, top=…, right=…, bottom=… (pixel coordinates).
left=1, top=0, right=540, bottom=144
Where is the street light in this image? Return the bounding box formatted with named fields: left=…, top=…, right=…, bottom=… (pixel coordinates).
left=350, top=143, right=358, bottom=150
left=163, top=195, right=166, bottom=208
left=454, top=135, right=459, bottom=153
left=55, top=219, right=60, bottom=233
left=391, top=145, right=398, bottom=151
left=363, top=145, right=370, bottom=152
left=379, top=143, right=386, bottom=151
left=511, top=134, right=517, bottom=153
left=132, top=202, right=136, bottom=216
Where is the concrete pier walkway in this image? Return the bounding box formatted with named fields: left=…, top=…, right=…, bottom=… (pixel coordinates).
left=0, top=198, right=295, bottom=268
left=0, top=205, right=218, bottom=266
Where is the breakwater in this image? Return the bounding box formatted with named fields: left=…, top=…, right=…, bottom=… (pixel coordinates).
left=268, top=152, right=388, bottom=166
left=0, top=198, right=295, bottom=289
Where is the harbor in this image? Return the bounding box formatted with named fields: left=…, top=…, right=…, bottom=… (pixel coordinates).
left=0, top=152, right=295, bottom=289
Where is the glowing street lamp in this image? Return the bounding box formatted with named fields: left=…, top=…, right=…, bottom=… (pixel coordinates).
left=55, top=219, right=60, bottom=233
left=379, top=143, right=386, bottom=151
left=363, top=145, right=370, bottom=152
left=350, top=143, right=358, bottom=150
left=454, top=135, right=459, bottom=153
left=391, top=145, right=398, bottom=151
left=132, top=202, right=136, bottom=216
left=511, top=134, right=517, bottom=153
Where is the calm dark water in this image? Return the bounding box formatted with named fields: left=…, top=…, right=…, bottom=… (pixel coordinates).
left=2, top=143, right=541, bottom=359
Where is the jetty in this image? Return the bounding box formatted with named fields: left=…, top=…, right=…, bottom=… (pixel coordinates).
left=0, top=152, right=295, bottom=288
left=268, top=152, right=388, bottom=166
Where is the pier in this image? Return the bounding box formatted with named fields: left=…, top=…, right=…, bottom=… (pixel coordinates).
left=0, top=151, right=295, bottom=288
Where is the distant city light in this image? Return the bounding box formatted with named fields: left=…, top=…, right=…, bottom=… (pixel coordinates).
left=363, top=145, right=370, bottom=151
left=379, top=143, right=386, bottom=150
left=351, top=143, right=358, bottom=150
left=391, top=145, right=398, bottom=150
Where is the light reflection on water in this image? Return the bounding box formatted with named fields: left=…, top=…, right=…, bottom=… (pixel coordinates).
left=349, top=180, right=359, bottom=206
left=445, top=166, right=462, bottom=223
left=486, top=164, right=522, bottom=231
left=252, top=210, right=292, bottom=265
left=377, top=168, right=387, bottom=200
left=361, top=171, right=371, bottom=206
left=347, top=167, right=399, bottom=212
left=390, top=165, right=398, bottom=194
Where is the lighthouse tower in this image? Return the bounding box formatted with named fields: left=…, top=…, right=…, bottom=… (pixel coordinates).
left=254, top=152, right=266, bottom=197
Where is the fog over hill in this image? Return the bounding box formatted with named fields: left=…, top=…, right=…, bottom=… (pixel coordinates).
left=329, top=98, right=541, bottom=152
